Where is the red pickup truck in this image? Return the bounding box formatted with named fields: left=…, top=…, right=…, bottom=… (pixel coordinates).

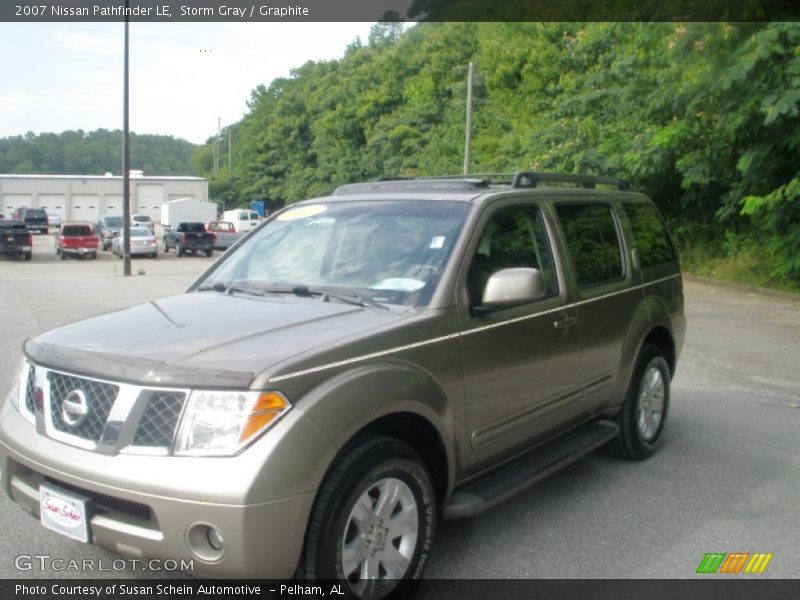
left=55, top=223, right=99, bottom=260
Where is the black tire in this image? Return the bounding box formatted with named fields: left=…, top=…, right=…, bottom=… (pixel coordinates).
left=43, top=229, right=48, bottom=235
left=91, top=252, right=97, bottom=260
left=608, top=344, right=671, bottom=460
left=24, top=252, right=32, bottom=261
left=162, top=240, right=169, bottom=253
left=60, top=251, right=66, bottom=260
left=300, top=436, right=435, bottom=600
left=176, top=243, right=183, bottom=257
left=151, top=253, right=158, bottom=259
left=205, top=248, right=213, bottom=257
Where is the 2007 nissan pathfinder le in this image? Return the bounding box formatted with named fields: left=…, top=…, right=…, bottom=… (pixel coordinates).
left=1, top=173, right=684, bottom=599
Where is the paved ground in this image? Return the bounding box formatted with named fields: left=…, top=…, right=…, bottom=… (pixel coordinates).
left=0, top=233, right=798, bottom=579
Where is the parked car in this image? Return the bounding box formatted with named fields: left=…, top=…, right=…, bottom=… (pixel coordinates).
left=162, top=222, right=215, bottom=256
left=222, top=208, right=261, bottom=232
left=205, top=220, right=245, bottom=250
left=112, top=227, right=158, bottom=259
left=0, top=173, right=684, bottom=593
left=130, top=213, right=155, bottom=233
left=0, top=212, right=5, bottom=220
left=96, top=215, right=124, bottom=250
left=45, top=212, right=62, bottom=228
left=0, top=219, right=33, bottom=260
left=12, top=207, right=49, bottom=234
left=54, top=222, right=99, bottom=259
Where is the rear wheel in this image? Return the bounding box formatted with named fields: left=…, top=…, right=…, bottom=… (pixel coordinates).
left=205, top=248, right=213, bottom=257
left=608, top=344, right=671, bottom=460
left=24, top=252, right=32, bottom=261
left=91, top=252, right=97, bottom=260
left=60, top=251, right=66, bottom=260
left=300, top=437, right=435, bottom=600
left=176, top=243, right=183, bottom=257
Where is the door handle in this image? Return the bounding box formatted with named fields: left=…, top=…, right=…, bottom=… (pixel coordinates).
left=553, top=315, right=576, bottom=330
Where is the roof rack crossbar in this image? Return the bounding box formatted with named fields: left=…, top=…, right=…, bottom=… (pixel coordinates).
left=511, top=172, right=631, bottom=191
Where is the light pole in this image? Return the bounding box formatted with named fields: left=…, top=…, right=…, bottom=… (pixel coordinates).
left=122, top=0, right=131, bottom=276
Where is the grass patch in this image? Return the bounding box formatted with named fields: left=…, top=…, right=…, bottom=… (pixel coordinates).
left=676, top=231, right=800, bottom=294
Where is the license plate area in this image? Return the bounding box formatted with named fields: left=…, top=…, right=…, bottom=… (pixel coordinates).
left=40, top=483, right=92, bottom=543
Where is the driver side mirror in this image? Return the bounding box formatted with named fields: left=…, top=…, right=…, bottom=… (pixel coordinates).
left=474, top=268, right=546, bottom=315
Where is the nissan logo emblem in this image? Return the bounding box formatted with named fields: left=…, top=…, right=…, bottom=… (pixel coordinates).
left=61, top=389, right=89, bottom=427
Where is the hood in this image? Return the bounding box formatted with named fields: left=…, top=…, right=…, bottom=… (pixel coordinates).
left=26, top=292, right=412, bottom=388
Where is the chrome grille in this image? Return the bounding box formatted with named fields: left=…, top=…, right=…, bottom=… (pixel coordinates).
left=48, top=372, right=118, bottom=442
left=24, top=363, right=35, bottom=414
left=132, top=391, right=186, bottom=448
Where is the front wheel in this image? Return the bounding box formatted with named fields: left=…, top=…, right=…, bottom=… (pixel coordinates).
left=300, top=437, right=435, bottom=600
left=608, top=344, right=671, bottom=460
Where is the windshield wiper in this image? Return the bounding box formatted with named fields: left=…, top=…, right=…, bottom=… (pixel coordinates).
left=262, top=284, right=387, bottom=309
left=196, top=282, right=266, bottom=297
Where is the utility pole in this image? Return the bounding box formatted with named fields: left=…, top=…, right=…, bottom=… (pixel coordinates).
left=122, top=1, right=131, bottom=276
left=463, top=61, right=474, bottom=176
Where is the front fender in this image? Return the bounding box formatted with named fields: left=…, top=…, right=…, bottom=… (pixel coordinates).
left=296, top=360, right=457, bottom=497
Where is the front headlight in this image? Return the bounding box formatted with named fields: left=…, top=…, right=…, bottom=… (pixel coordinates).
left=5, top=358, right=26, bottom=413
left=174, top=390, right=290, bottom=457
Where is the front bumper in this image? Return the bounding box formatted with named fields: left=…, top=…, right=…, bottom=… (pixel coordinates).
left=0, top=397, right=332, bottom=578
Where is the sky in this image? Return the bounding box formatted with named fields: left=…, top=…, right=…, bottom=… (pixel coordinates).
left=0, top=22, right=377, bottom=144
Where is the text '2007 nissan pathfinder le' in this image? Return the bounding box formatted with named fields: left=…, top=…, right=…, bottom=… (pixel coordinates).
left=1, top=173, right=684, bottom=599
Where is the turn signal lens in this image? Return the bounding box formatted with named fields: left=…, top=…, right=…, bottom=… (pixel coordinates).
left=240, top=392, right=289, bottom=443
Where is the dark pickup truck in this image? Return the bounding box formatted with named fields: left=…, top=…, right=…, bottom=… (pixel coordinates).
left=0, top=220, right=33, bottom=260
left=162, top=222, right=215, bottom=257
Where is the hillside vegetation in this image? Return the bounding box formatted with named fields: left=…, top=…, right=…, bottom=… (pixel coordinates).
left=196, top=22, right=798, bottom=290
left=0, top=129, right=195, bottom=176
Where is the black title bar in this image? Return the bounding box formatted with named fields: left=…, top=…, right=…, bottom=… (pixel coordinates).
left=3, top=0, right=799, bottom=22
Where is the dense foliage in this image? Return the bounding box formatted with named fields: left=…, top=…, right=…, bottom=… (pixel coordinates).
left=205, top=23, right=800, bottom=286
left=0, top=129, right=195, bottom=176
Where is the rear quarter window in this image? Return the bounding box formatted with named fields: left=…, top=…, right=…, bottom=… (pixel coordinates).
left=624, top=202, right=678, bottom=268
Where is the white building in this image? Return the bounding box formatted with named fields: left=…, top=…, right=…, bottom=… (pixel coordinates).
left=0, top=173, right=210, bottom=223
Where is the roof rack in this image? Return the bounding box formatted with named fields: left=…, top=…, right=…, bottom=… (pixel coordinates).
left=333, top=178, right=491, bottom=195
left=333, top=171, right=631, bottom=195
left=510, top=172, right=631, bottom=191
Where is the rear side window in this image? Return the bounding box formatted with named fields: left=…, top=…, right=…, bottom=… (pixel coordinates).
left=624, top=202, right=677, bottom=268
left=28, top=210, right=47, bottom=218
left=179, top=223, right=205, bottom=232
left=63, top=225, right=92, bottom=236
left=556, top=204, right=624, bottom=288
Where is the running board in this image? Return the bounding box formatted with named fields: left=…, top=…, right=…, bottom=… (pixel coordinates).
left=443, top=420, right=619, bottom=520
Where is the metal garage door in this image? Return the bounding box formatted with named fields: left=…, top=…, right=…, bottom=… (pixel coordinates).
left=70, top=195, right=101, bottom=222
left=135, top=184, right=164, bottom=222
left=1, top=194, right=33, bottom=216
left=105, top=195, right=123, bottom=216
left=37, top=194, right=67, bottom=221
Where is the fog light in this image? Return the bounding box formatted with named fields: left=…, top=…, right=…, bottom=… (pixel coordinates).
left=207, top=527, right=224, bottom=551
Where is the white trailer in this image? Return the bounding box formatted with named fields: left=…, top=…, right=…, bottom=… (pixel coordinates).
left=161, top=198, right=218, bottom=226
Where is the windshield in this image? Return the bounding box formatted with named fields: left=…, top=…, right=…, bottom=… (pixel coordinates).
left=132, top=215, right=150, bottom=222
left=199, top=200, right=470, bottom=307
left=104, top=217, right=123, bottom=227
